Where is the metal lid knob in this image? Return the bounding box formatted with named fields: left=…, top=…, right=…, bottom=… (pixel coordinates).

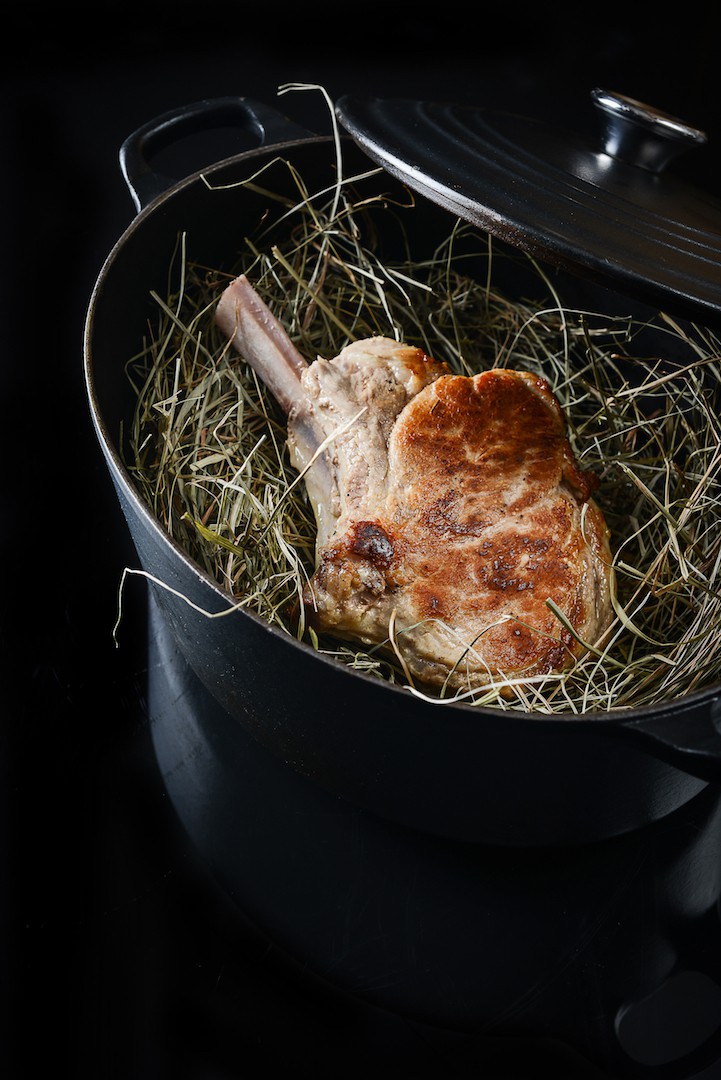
left=591, top=88, right=707, bottom=172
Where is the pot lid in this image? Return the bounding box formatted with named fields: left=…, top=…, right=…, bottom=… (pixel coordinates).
left=335, top=89, right=721, bottom=324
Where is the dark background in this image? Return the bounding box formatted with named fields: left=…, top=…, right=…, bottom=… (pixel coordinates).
left=5, top=4, right=721, bottom=1078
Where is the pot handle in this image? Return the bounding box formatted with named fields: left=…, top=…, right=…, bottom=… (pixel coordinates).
left=618, top=696, right=721, bottom=785
left=119, top=96, right=316, bottom=212
left=614, top=965, right=721, bottom=1080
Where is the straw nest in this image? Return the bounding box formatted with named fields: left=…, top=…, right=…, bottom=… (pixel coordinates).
left=123, top=88, right=721, bottom=714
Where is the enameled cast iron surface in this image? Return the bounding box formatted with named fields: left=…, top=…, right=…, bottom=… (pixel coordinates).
left=334, top=94, right=721, bottom=329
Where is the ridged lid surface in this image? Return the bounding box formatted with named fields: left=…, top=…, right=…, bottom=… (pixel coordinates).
left=336, top=91, right=721, bottom=323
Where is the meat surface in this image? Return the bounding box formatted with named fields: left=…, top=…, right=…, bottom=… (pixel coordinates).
left=216, top=275, right=613, bottom=693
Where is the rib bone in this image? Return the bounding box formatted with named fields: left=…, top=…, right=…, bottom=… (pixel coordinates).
left=215, top=274, right=308, bottom=414
left=215, top=274, right=336, bottom=540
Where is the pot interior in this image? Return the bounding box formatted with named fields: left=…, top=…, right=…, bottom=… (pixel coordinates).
left=84, top=130, right=721, bottom=843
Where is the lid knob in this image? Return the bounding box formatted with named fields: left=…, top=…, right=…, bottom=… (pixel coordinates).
left=591, top=88, right=707, bottom=172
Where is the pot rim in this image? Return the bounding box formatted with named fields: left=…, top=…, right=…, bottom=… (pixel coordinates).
left=83, top=127, right=721, bottom=730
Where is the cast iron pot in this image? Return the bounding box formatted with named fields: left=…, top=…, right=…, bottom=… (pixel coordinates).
left=83, top=96, right=721, bottom=847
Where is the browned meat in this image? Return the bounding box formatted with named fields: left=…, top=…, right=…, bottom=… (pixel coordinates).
left=216, top=275, right=613, bottom=692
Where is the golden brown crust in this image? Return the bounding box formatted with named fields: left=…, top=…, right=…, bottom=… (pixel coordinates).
left=303, top=363, right=612, bottom=692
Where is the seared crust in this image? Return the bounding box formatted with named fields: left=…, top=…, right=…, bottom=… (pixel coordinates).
left=300, top=361, right=612, bottom=692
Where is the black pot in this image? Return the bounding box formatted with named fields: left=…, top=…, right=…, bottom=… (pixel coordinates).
left=84, top=96, right=721, bottom=847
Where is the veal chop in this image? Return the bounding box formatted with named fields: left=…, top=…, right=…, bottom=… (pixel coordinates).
left=216, top=275, right=613, bottom=692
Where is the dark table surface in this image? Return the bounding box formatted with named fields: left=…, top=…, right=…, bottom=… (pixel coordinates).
left=6, top=5, right=721, bottom=1077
